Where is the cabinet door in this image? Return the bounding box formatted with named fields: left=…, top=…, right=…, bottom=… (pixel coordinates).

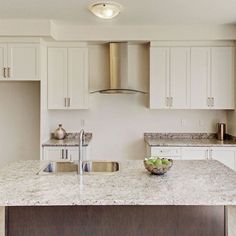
left=211, top=47, right=234, bottom=109
left=48, top=48, right=68, bottom=109
left=43, top=147, right=64, bottom=161
left=0, top=44, right=7, bottom=80
left=211, top=148, right=235, bottom=170
left=182, top=147, right=209, bottom=160
left=67, top=147, right=79, bottom=161
left=149, top=47, right=169, bottom=109
left=170, top=47, right=190, bottom=109
left=7, top=44, right=39, bottom=80
left=68, top=48, right=89, bottom=109
left=150, top=147, right=182, bottom=160
left=190, top=48, right=210, bottom=109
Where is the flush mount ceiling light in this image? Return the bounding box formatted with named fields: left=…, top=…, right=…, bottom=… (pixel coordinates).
left=89, top=2, right=123, bottom=19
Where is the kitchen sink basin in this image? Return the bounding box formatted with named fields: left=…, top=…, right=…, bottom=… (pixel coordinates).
left=37, top=161, right=119, bottom=174
left=83, top=161, right=119, bottom=173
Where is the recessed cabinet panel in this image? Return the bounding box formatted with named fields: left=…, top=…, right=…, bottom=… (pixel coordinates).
left=7, top=44, right=39, bottom=80
left=0, top=44, right=7, bottom=79
left=68, top=48, right=89, bottom=109
left=170, top=47, right=190, bottom=109
left=48, top=48, right=68, bottom=109
left=211, top=148, right=235, bottom=170
left=43, top=147, right=64, bottom=161
left=190, top=48, right=210, bottom=109
left=150, top=47, right=169, bottom=109
left=211, top=47, right=234, bottom=109
left=182, top=147, right=209, bottom=160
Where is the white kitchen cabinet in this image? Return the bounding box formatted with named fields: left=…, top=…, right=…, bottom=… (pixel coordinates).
left=43, top=147, right=66, bottom=161
left=0, top=44, right=7, bottom=80
left=181, top=147, right=209, bottom=160
left=47, top=47, right=89, bottom=110
left=150, top=47, right=169, bottom=109
left=170, top=47, right=190, bottom=109
left=190, top=48, right=210, bottom=109
left=150, top=47, right=190, bottom=109
left=43, top=146, right=89, bottom=162
left=0, top=43, right=39, bottom=81
left=48, top=48, right=68, bottom=109
left=210, top=147, right=235, bottom=170
left=150, top=45, right=234, bottom=110
left=7, top=44, right=39, bottom=80
left=149, top=146, right=182, bottom=160
left=67, top=48, right=89, bottom=109
left=211, top=47, right=234, bottom=109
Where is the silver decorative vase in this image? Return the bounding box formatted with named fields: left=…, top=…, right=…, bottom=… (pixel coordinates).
left=54, top=124, right=66, bottom=140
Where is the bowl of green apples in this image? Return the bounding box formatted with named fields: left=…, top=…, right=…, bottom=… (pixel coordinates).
left=144, top=157, right=173, bottom=175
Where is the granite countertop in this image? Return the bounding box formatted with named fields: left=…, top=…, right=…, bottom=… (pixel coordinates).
left=42, top=133, right=92, bottom=147
left=1, top=160, right=236, bottom=206
left=144, top=133, right=236, bottom=147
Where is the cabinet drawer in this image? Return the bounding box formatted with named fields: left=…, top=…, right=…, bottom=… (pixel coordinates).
left=150, top=147, right=181, bottom=157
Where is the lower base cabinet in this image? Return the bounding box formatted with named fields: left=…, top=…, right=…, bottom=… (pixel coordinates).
left=43, top=146, right=89, bottom=161
left=147, top=146, right=236, bottom=171
left=211, top=147, right=236, bottom=170
left=6, top=206, right=224, bottom=236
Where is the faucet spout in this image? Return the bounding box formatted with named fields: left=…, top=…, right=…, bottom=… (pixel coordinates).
left=79, top=129, right=85, bottom=175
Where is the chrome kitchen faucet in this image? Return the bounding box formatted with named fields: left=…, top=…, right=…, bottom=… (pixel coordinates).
left=78, top=129, right=84, bottom=175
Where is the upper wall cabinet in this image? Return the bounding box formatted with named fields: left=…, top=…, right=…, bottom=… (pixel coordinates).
left=0, top=43, right=39, bottom=81
left=211, top=47, right=234, bottom=109
left=150, top=44, right=235, bottom=110
left=150, top=47, right=190, bottom=109
left=47, top=47, right=89, bottom=110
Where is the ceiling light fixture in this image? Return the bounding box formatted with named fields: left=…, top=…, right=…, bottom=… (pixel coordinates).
left=89, top=2, right=122, bottom=19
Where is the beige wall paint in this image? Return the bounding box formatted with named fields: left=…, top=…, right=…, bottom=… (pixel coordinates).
left=49, top=94, right=227, bottom=160
left=0, top=82, right=40, bottom=168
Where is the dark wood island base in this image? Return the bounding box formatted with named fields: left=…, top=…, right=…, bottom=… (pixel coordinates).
left=5, top=206, right=224, bottom=236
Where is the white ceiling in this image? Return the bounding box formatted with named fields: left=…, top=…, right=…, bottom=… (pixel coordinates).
left=0, top=0, right=236, bottom=25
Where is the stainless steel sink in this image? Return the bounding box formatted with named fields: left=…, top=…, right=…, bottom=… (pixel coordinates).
left=83, top=161, right=119, bottom=173
left=38, top=161, right=119, bottom=174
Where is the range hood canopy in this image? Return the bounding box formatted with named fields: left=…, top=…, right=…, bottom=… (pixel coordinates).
left=91, top=42, right=146, bottom=94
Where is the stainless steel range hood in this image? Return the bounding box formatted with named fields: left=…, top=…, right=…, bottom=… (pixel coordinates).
left=91, top=42, right=146, bottom=94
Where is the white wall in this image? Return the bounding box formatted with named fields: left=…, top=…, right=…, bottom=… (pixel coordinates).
left=49, top=94, right=226, bottom=160
left=0, top=82, right=40, bottom=168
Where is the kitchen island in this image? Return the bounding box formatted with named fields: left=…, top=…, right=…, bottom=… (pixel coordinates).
left=1, top=160, right=236, bottom=235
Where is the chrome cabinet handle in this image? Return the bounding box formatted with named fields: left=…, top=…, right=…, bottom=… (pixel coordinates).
left=61, top=149, right=64, bottom=159
left=65, top=149, right=68, bottom=159
left=64, top=98, right=67, bottom=107
left=3, top=68, right=6, bottom=78
left=7, top=67, right=10, bottom=78
left=166, top=97, right=169, bottom=107
left=207, top=97, right=210, bottom=107
left=211, top=97, right=214, bottom=107
left=170, top=97, right=173, bottom=107
left=68, top=98, right=70, bottom=107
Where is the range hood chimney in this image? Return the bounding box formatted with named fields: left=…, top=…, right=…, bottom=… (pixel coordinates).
left=91, top=42, right=146, bottom=94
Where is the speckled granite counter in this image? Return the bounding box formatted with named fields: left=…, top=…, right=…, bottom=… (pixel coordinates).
left=1, top=160, right=236, bottom=206
left=144, top=133, right=236, bottom=147
left=42, top=133, right=92, bottom=147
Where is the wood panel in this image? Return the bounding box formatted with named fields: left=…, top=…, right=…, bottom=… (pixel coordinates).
left=7, top=206, right=224, bottom=236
